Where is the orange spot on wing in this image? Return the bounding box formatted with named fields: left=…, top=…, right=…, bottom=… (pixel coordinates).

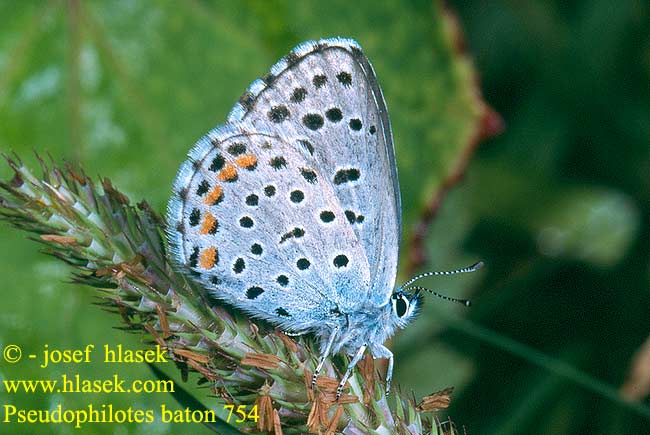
left=218, top=163, right=238, bottom=182
left=199, top=247, right=218, bottom=269
left=235, top=153, right=258, bottom=169
left=204, top=185, right=223, bottom=205
left=200, top=212, right=217, bottom=234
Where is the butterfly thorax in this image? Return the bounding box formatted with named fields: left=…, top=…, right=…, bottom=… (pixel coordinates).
left=326, top=291, right=420, bottom=357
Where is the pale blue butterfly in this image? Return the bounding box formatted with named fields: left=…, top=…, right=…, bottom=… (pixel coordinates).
left=166, top=37, right=482, bottom=399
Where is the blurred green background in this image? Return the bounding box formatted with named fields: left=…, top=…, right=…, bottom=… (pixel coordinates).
left=1, top=1, right=649, bottom=434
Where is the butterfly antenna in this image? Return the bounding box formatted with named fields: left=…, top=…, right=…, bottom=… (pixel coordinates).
left=408, top=286, right=472, bottom=307
left=399, top=261, right=484, bottom=290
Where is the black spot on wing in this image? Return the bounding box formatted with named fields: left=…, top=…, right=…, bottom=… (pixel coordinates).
left=268, top=105, right=290, bottom=123
left=196, top=180, right=209, bottom=196
left=349, top=118, right=362, bottom=131
left=246, top=286, right=264, bottom=299
left=189, top=208, right=200, bottom=226
left=290, top=190, right=304, bottom=203
left=300, top=168, right=317, bottom=184
left=246, top=194, right=259, bottom=206
left=326, top=108, right=343, bottom=122
left=264, top=185, right=276, bottom=197
left=206, top=218, right=218, bottom=235
left=320, top=211, right=335, bottom=223
left=233, top=258, right=245, bottom=274
left=296, top=258, right=310, bottom=270
left=344, top=210, right=364, bottom=224
left=313, top=74, right=327, bottom=88
left=333, top=254, right=349, bottom=268
left=303, top=113, right=324, bottom=130
left=269, top=156, right=287, bottom=169
left=239, top=216, right=254, bottom=228
left=277, top=275, right=289, bottom=286
left=290, top=87, right=307, bottom=103
left=209, top=155, right=226, bottom=172
left=336, top=71, right=352, bottom=86
left=227, top=143, right=246, bottom=156
left=333, top=168, right=360, bottom=185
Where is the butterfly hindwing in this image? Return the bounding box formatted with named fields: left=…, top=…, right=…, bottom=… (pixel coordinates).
left=228, top=38, right=401, bottom=306
left=167, top=125, right=370, bottom=331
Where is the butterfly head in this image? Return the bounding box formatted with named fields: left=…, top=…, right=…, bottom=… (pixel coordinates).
left=390, top=290, right=423, bottom=328
left=388, top=262, right=482, bottom=329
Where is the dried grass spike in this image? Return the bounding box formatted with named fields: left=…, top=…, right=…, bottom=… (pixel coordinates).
left=417, top=386, right=454, bottom=413
left=241, top=352, right=282, bottom=369
left=255, top=394, right=274, bottom=432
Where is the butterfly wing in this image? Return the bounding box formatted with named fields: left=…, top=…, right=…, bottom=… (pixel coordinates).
left=167, top=124, right=371, bottom=332
left=228, top=38, right=401, bottom=306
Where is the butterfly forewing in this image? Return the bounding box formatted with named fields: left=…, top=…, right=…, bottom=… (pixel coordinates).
left=228, top=38, right=401, bottom=306
left=167, top=125, right=370, bottom=331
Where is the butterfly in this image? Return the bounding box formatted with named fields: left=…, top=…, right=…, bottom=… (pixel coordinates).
left=166, top=37, right=482, bottom=399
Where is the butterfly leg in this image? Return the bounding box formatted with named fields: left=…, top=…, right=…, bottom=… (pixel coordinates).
left=282, top=330, right=304, bottom=337
left=336, top=343, right=367, bottom=400
left=373, top=344, right=394, bottom=395
left=312, top=325, right=339, bottom=390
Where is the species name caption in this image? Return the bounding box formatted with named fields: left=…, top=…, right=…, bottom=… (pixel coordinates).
left=1, top=344, right=258, bottom=428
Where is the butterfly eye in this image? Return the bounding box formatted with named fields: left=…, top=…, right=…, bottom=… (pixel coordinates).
left=393, top=295, right=409, bottom=318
